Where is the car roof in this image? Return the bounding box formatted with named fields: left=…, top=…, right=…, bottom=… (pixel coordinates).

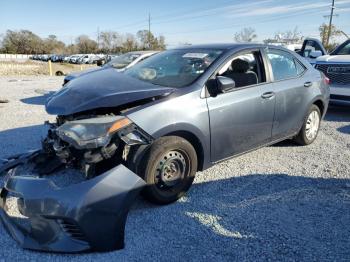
left=128, top=50, right=159, bottom=55
left=171, top=43, right=266, bottom=50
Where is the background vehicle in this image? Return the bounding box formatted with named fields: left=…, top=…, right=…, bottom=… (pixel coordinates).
left=63, top=51, right=158, bottom=84
left=300, top=39, right=350, bottom=105
left=69, top=54, right=84, bottom=64
left=104, top=50, right=158, bottom=71
left=298, top=38, right=327, bottom=65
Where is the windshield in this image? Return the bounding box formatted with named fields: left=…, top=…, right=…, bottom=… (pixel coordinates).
left=105, top=53, right=141, bottom=69
left=124, top=49, right=223, bottom=87
left=331, top=41, right=350, bottom=55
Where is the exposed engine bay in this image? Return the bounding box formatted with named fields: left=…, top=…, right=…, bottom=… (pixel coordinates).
left=40, top=112, right=153, bottom=179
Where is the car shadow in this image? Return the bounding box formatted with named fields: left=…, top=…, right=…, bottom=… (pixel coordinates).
left=0, top=124, right=48, bottom=159
left=129, top=173, right=350, bottom=260
left=338, top=125, right=350, bottom=134
left=325, top=104, right=350, bottom=123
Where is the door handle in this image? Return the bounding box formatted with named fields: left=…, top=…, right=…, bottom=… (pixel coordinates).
left=261, top=92, right=275, bottom=99
left=304, top=81, right=313, bottom=87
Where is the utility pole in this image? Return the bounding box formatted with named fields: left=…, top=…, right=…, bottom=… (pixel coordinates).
left=97, top=27, right=100, bottom=50
left=326, top=0, right=335, bottom=46
left=148, top=13, right=151, bottom=49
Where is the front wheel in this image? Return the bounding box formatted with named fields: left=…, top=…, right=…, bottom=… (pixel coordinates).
left=129, top=136, right=197, bottom=205
left=294, top=104, right=321, bottom=145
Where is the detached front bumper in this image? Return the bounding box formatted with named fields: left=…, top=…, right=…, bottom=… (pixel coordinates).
left=0, top=162, right=146, bottom=253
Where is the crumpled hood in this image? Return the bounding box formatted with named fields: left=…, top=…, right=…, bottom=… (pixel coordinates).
left=316, top=55, right=350, bottom=63
left=46, top=68, right=174, bottom=115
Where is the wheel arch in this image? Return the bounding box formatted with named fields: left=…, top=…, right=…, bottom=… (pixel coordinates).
left=163, top=130, right=205, bottom=171
left=312, top=99, right=326, bottom=117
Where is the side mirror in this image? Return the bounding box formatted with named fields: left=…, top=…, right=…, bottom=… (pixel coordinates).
left=206, top=76, right=236, bottom=97
left=309, top=50, right=322, bottom=59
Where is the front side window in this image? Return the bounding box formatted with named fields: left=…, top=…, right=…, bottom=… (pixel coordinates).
left=124, top=49, right=223, bottom=88
left=267, top=49, right=304, bottom=81
left=218, top=50, right=265, bottom=88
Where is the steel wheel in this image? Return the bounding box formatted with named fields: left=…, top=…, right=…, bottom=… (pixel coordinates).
left=155, top=150, right=190, bottom=190
left=305, top=110, right=320, bottom=141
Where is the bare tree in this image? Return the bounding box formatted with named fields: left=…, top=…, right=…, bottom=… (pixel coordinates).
left=122, top=33, right=139, bottom=52
left=234, top=27, right=257, bottom=42
left=99, top=31, right=122, bottom=53
left=75, top=35, right=98, bottom=53
left=136, top=30, right=166, bottom=50
left=1, top=30, right=43, bottom=54
left=319, top=23, right=341, bottom=51
left=275, top=27, right=302, bottom=41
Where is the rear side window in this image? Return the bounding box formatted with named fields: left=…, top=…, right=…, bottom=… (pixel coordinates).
left=267, top=49, right=305, bottom=81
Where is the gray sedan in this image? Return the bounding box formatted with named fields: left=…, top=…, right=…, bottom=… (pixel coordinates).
left=0, top=43, right=330, bottom=253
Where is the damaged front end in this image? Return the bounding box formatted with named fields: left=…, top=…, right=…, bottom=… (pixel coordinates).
left=0, top=114, right=152, bottom=253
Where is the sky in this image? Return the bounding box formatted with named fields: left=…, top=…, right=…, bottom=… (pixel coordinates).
left=0, top=0, right=349, bottom=47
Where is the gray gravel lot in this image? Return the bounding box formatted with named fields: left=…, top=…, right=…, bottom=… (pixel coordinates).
left=0, top=76, right=349, bottom=261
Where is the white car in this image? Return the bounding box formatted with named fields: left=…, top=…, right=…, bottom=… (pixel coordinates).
left=63, top=51, right=159, bottom=85
left=105, top=51, right=159, bottom=72
left=299, top=39, right=350, bottom=105
left=69, top=54, right=84, bottom=64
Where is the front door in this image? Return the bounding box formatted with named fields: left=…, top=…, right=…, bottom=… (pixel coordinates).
left=206, top=49, right=275, bottom=162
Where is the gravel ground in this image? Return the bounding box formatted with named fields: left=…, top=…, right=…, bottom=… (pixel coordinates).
left=0, top=76, right=349, bottom=261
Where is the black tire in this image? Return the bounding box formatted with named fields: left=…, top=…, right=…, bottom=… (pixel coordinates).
left=128, top=136, right=197, bottom=205
left=294, top=104, right=321, bottom=145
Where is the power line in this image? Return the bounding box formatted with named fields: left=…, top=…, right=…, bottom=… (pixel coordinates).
left=164, top=8, right=328, bottom=36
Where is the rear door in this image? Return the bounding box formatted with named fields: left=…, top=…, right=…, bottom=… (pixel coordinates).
left=207, top=49, right=276, bottom=162
left=264, top=48, right=311, bottom=140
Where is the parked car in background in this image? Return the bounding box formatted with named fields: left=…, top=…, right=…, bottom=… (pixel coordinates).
left=299, top=39, right=350, bottom=105
left=104, top=50, right=158, bottom=70
left=63, top=50, right=158, bottom=84
left=63, top=55, right=71, bottom=63
left=69, top=54, right=84, bottom=64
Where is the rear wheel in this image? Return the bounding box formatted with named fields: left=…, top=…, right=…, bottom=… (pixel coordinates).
left=128, top=136, right=197, bottom=205
left=294, top=104, right=321, bottom=145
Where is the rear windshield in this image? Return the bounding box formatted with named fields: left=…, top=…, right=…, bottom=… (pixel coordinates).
left=106, top=53, right=141, bottom=69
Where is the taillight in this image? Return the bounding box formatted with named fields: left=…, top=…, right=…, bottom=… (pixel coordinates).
left=324, top=76, right=330, bottom=85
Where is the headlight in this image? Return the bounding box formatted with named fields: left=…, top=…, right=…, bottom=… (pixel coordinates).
left=56, top=116, right=132, bottom=149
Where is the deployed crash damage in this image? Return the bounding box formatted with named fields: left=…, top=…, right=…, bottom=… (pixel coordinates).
left=0, top=69, right=173, bottom=253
